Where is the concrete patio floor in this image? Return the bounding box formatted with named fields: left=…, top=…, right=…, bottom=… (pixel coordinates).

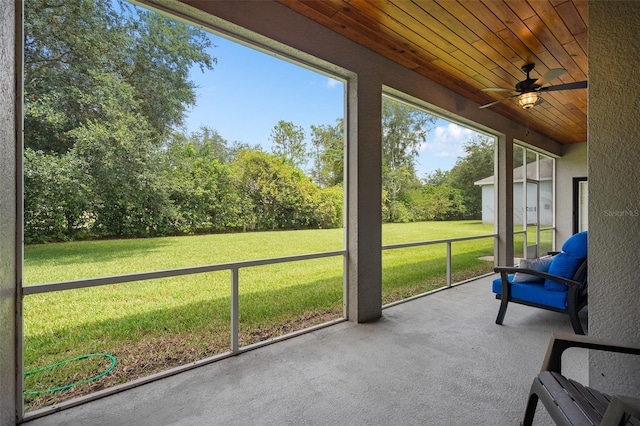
left=25, top=274, right=588, bottom=425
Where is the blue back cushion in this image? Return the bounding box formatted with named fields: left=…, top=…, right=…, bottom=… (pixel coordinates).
left=544, top=253, right=583, bottom=291
left=544, top=232, right=588, bottom=291
left=561, top=231, right=588, bottom=259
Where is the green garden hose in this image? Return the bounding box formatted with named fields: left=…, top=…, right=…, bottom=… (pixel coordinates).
left=24, top=353, right=116, bottom=395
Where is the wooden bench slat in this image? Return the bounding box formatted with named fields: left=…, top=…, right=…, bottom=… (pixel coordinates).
left=536, top=372, right=640, bottom=425
left=575, top=381, right=612, bottom=419
left=584, top=385, right=612, bottom=411
left=538, top=371, right=593, bottom=425
left=553, top=373, right=607, bottom=423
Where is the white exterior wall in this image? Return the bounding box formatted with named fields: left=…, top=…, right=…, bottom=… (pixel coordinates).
left=480, top=185, right=494, bottom=224
left=556, top=143, right=588, bottom=244
left=480, top=180, right=552, bottom=227
left=538, top=181, right=553, bottom=227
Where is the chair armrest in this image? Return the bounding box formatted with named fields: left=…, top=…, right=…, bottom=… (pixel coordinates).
left=493, top=267, right=584, bottom=288
left=541, top=332, right=640, bottom=374
left=601, top=395, right=640, bottom=425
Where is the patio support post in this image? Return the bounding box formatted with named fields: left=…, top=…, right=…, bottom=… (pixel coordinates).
left=496, top=133, right=514, bottom=266
left=346, top=75, right=383, bottom=323
left=588, top=0, right=640, bottom=396
left=0, top=0, right=20, bottom=423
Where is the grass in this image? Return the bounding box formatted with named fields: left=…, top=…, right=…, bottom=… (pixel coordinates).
left=513, top=226, right=554, bottom=258
left=22, top=220, right=495, bottom=411
left=381, top=221, right=495, bottom=303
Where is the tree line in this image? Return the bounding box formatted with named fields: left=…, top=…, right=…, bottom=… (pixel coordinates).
left=23, top=0, right=493, bottom=244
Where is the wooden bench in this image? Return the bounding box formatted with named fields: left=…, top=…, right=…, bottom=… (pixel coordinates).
left=523, top=333, right=640, bottom=426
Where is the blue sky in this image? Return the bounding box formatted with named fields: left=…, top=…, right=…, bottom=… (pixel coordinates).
left=184, top=33, right=482, bottom=178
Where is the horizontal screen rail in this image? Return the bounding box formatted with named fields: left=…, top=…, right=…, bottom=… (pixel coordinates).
left=22, top=250, right=347, bottom=296
left=382, top=233, right=497, bottom=288
left=382, top=233, right=496, bottom=251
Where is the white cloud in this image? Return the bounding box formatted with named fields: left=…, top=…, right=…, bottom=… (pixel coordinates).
left=420, top=122, right=474, bottom=158
left=326, top=78, right=341, bottom=89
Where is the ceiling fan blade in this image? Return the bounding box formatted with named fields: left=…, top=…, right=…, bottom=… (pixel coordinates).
left=534, top=68, right=566, bottom=87
left=538, top=81, right=588, bottom=92
left=479, top=94, right=518, bottom=109
left=481, top=87, right=515, bottom=92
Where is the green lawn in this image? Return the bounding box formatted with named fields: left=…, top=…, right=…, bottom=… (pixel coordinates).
left=22, top=220, right=495, bottom=411
left=513, top=226, right=554, bottom=258
left=381, top=221, right=495, bottom=302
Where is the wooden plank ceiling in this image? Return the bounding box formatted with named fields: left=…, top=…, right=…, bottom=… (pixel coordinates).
left=277, top=0, right=588, bottom=144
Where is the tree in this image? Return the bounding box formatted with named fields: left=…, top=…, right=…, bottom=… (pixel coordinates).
left=382, top=98, right=435, bottom=173
left=186, top=126, right=233, bottom=163
left=381, top=97, right=436, bottom=222
left=310, top=119, right=344, bottom=187
left=407, top=185, right=467, bottom=221
left=422, top=169, right=449, bottom=186
left=67, top=74, right=173, bottom=237
left=23, top=148, right=93, bottom=243
left=24, top=0, right=125, bottom=153
left=444, top=135, right=495, bottom=218
left=161, top=132, right=241, bottom=234
left=382, top=166, right=422, bottom=223
left=23, top=0, right=216, bottom=239
left=233, top=151, right=341, bottom=231
left=122, top=6, right=215, bottom=143
left=23, top=0, right=215, bottom=153
left=270, top=120, right=307, bottom=168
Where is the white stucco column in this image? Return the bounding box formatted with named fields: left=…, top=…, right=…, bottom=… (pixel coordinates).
left=346, top=75, right=383, bottom=322
left=0, top=0, right=20, bottom=423
left=496, top=133, right=514, bottom=266
left=589, top=0, right=640, bottom=395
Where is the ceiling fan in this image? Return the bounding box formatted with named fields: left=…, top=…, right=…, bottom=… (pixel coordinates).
left=479, top=63, right=588, bottom=109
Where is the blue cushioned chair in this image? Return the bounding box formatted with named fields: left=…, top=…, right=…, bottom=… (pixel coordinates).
left=492, top=231, right=588, bottom=334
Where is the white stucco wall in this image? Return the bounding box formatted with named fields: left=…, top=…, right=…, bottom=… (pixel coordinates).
left=555, top=143, right=587, bottom=244
left=589, top=0, right=640, bottom=395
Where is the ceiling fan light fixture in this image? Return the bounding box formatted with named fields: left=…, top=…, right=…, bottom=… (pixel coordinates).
left=518, top=92, right=538, bottom=109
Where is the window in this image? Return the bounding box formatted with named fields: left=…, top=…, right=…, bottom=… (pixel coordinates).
left=513, top=145, right=555, bottom=260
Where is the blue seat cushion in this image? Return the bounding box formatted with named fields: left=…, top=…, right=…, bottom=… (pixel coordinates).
left=493, top=275, right=568, bottom=310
